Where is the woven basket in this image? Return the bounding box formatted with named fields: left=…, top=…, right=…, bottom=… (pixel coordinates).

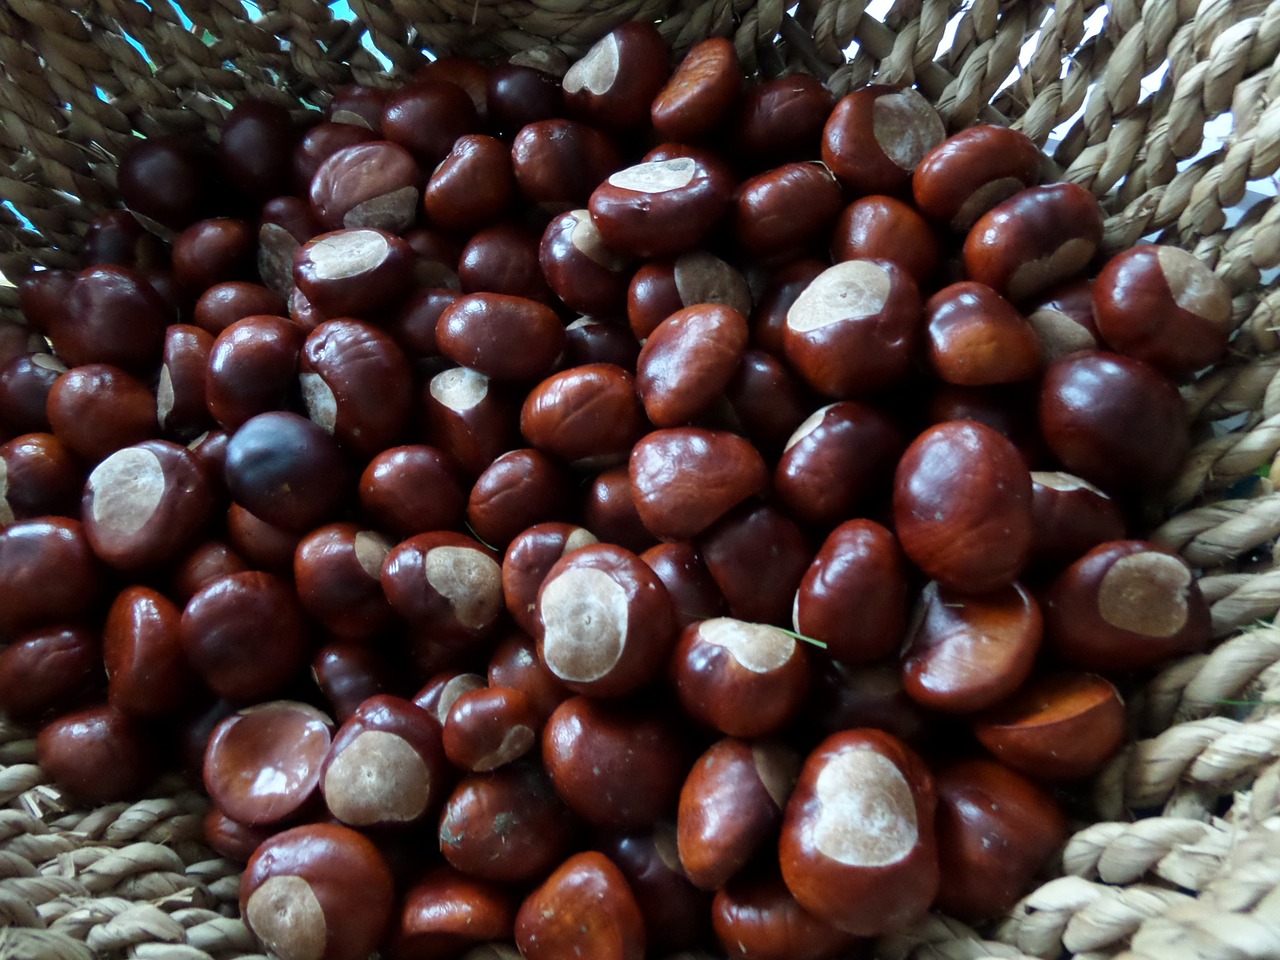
left=2, top=0, right=1280, bottom=958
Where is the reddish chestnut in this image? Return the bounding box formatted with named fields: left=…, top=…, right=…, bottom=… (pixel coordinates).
left=913, top=125, right=1042, bottom=231
left=822, top=85, right=945, bottom=195
left=514, top=851, right=646, bottom=960
left=442, top=685, right=539, bottom=772
left=37, top=704, right=153, bottom=804
left=104, top=586, right=198, bottom=717
left=651, top=36, right=741, bottom=142
left=635, top=304, right=749, bottom=428
left=562, top=20, right=669, bottom=133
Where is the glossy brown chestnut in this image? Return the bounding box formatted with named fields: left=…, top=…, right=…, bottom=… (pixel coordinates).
left=783, top=259, right=923, bottom=398
left=678, top=738, right=800, bottom=891
left=924, top=281, right=1043, bottom=385
left=589, top=153, right=734, bottom=258
left=312, top=642, right=389, bottom=724
left=732, top=163, right=843, bottom=264
left=156, top=324, right=215, bottom=440
left=629, top=428, right=768, bottom=542
left=651, top=36, right=741, bottom=141
left=803, top=661, right=932, bottom=747
left=203, top=808, right=278, bottom=864
left=172, top=217, right=256, bottom=293
left=542, top=696, right=688, bottom=829
left=699, top=503, right=811, bottom=627
left=487, top=630, right=570, bottom=724
left=203, top=700, right=333, bottom=826
left=520, top=363, right=644, bottom=469
left=389, top=865, right=516, bottom=960
left=562, top=20, right=668, bottom=133
left=912, top=125, right=1043, bottom=231
left=47, top=363, right=159, bottom=464
left=487, top=62, right=564, bottom=136
left=415, top=672, right=488, bottom=727
left=0, top=431, right=84, bottom=522
left=0, top=517, right=104, bottom=640
left=973, top=671, right=1126, bottom=781
left=442, top=685, right=539, bottom=772
left=515, top=850, right=646, bottom=960
left=226, top=502, right=303, bottom=574
left=1028, top=471, right=1128, bottom=574
left=197, top=285, right=290, bottom=338
left=627, top=250, right=751, bottom=342
left=1045, top=539, right=1211, bottom=672
left=893, top=419, right=1034, bottom=593
left=535, top=542, right=676, bottom=697
left=293, top=227, right=414, bottom=319
left=636, top=304, right=749, bottom=428
left=467, top=448, right=569, bottom=548
left=510, top=119, right=622, bottom=214
left=181, top=571, right=309, bottom=702
left=80, top=209, right=164, bottom=270
left=437, top=293, right=565, bottom=382
left=583, top=464, right=658, bottom=554
left=439, top=760, right=577, bottom=883
left=822, top=85, right=945, bottom=195
left=0, top=352, right=63, bottom=435
left=732, top=74, right=835, bottom=169
left=0, top=624, right=101, bottom=721
left=901, top=581, right=1042, bottom=713
left=724, top=349, right=815, bottom=457
left=423, top=134, right=515, bottom=232
left=171, top=540, right=249, bottom=604
left=50, top=265, right=171, bottom=374
left=539, top=209, right=633, bottom=317
left=422, top=366, right=520, bottom=477
left=779, top=729, right=939, bottom=936
left=359, top=444, right=467, bottom=537
left=82, top=440, right=214, bottom=570
left=382, top=78, right=481, bottom=167
left=116, top=134, right=210, bottom=231
left=1025, top=279, right=1099, bottom=363
left=240, top=823, right=395, bottom=960
left=37, top=704, right=153, bottom=804
left=501, top=523, right=598, bottom=635
left=793, top=519, right=909, bottom=665
left=711, top=870, right=859, bottom=960
left=294, top=523, right=394, bottom=640
left=308, top=140, right=421, bottom=234
left=321, top=694, right=449, bottom=828
left=218, top=98, right=298, bottom=201
left=599, top=824, right=712, bottom=954
left=933, top=758, right=1068, bottom=920
left=300, top=318, right=412, bottom=456
left=458, top=222, right=557, bottom=306
left=382, top=531, right=504, bottom=643
left=1092, top=244, right=1233, bottom=378
left=775, top=401, right=903, bottom=525
left=205, top=314, right=303, bottom=432
left=830, top=194, right=940, bottom=284
left=1038, top=350, right=1189, bottom=496
left=963, top=183, right=1104, bottom=302
left=671, top=618, right=810, bottom=737
left=639, top=541, right=726, bottom=629
left=104, top=586, right=198, bottom=717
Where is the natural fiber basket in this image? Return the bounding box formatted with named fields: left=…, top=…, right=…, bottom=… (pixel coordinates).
left=2, top=0, right=1279, bottom=957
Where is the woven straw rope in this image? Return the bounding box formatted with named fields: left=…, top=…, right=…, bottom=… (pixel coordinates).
left=1, top=0, right=1279, bottom=957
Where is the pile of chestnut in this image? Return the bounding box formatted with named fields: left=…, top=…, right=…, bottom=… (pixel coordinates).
left=0, top=17, right=1235, bottom=960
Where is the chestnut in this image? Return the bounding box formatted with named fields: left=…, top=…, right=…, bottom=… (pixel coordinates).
left=893, top=419, right=1034, bottom=594
left=359, top=444, right=467, bottom=538
left=678, top=738, right=800, bottom=892
left=321, top=694, right=449, bottom=828
left=724, top=350, right=816, bottom=457
left=783, top=259, right=923, bottom=398
left=779, top=729, right=939, bottom=936
left=387, top=286, right=458, bottom=358
left=203, top=700, right=334, bottom=827
left=381, top=531, right=504, bottom=644
left=415, top=672, right=488, bottom=727
left=794, top=519, right=909, bottom=665
left=205, top=313, right=304, bottom=432
left=181, top=571, right=310, bottom=702
left=442, top=685, right=539, bottom=772
left=300, top=318, right=413, bottom=457
left=423, top=365, right=520, bottom=477
left=382, top=78, right=481, bottom=167
left=171, top=540, right=248, bottom=603
left=327, top=83, right=388, bottom=130
left=313, top=642, right=390, bottom=724
left=562, top=20, right=669, bottom=133
left=589, top=153, right=734, bottom=257
left=912, top=124, right=1043, bottom=231
left=203, top=808, right=278, bottom=864
left=240, top=823, right=395, bottom=960
left=47, top=363, right=159, bottom=464
left=803, top=661, right=932, bottom=748
left=80, top=209, right=164, bottom=269
left=82, top=440, right=215, bottom=570
left=627, top=251, right=751, bottom=342
left=0, top=352, right=63, bottom=435
left=223, top=411, right=348, bottom=533
left=293, top=227, right=414, bottom=319
left=712, top=872, right=859, bottom=960
left=973, top=671, right=1126, bottom=781
left=671, top=618, right=810, bottom=737
left=520, top=363, right=644, bottom=469
left=1039, top=350, right=1189, bottom=496
left=37, top=704, right=154, bottom=804
left=171, top=217, right=256, bottom=293
left=542, top=696, right=689, bottom=829
left=963, top=183, right=1104, bottom=302
left=635, top=304, right=749, bottom=428
left=488, top=630, right=570, bottom=724
left=423, top=134, right=515, bottom=231
left=0, top=431, right=84, bottom=522
left=437, top=293, right=565, bottom=382
left=1092, top=243, right=1233, bottom=378
left=831, top=195, right=940, bottom=284
left=104, top=585, right=199, bottom=717
left=1044, top=539, right=1211, bottom=672
left=775, top=401, right=904, bottom=525
left=467, top=448, right=569, bottom=548
left=924, top=281, right=1043, bottom=385
left=822, top=85, right=945, bottom=195
left=502, top=523, right=599, bottom=636
left=294, top=523, right=394, bottom=640
left=639, top=541, right=726, bottom=629
left=539, top=209, right=633, bottom=317
left=218, top=98, right=298, bottom=201
left=933, top=758, right=1068, bottom=920
left=629, top=428, right=768, bottom=542
left=439, top=761, right=577, bottom=883
left=1028, top=470, right=1128, bottom=573
left=698, top=503, right=811, bottom=627
left=732, top=74, right=835, bottom=169
left=116, top=134, right=211, bottom=231
left=227, top=502, right=304, bottom=574
left=488, top=60, right=564, bottom=134
left=514, top=850, right=646, bottom=960
left=732, top=163, right=843, bottom=264
left=510, top=118, right=622, bottom=213
left=308, top=140, right=421, bottom=233
left=1025, top=279, right=1100, bottom=363
left=535, top=542, right=676, bottom=698
left=389, top=865, right=516, bottom=960
left=651, top=35, right=741, bottom=141
left=583, top=464, right=659, bottom=554
left=458, top=222, right=558, bottom=306
left=50, top=265, right=170, bottom=373
left=157, top=324, right=216, bottom=440
left=599, top=824, right=712, bottom=953
left=901, top=581, right=1042, bottom=713
left=0, top=624, right=101, bottom=721
left=0, top=517, right=104, bottom=640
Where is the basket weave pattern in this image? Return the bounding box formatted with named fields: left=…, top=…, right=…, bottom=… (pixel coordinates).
left=1, top=1, right=1279, bottom=958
